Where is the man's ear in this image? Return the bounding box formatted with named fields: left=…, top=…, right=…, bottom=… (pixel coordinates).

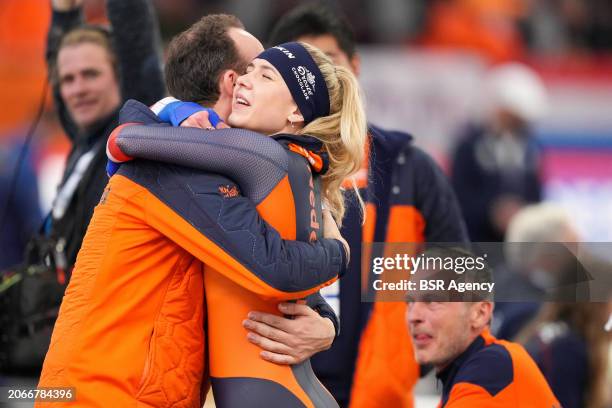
left=350, top=53, right=361, bottom=77
left=471, top=301, right=493, bottom=331
left=220, top=70, right=237, bottom=98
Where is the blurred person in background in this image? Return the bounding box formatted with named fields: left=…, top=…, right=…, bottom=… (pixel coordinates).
left=451, top=63, right=547, bottom=243
left=0, top=138, right=42, bottom=270
left=0, top=0, right=163, bottom=374
left=497, top=203, right=612, bottom=408
left=258, top=3, right=469, bottom=407
left=494, top=203, right=582, bottom=340
left=516, top=302, right=612, bottom=408
left=38, top=0, right=163, bottom=272
left=406, top=247, right=560, bottom=407
left=420, top=0, right=526, bottom=62
left=525, top=0, right=612, bottom=54
left=0, top=133, right=44, bottom=375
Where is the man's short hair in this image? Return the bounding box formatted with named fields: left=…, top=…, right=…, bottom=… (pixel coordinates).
left=165, top=14, right=245, bottom=105
left=267, top=2, right=356, bottom=58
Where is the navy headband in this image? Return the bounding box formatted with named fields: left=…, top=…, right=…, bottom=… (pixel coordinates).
left=256, top=42, right=330, bottom=124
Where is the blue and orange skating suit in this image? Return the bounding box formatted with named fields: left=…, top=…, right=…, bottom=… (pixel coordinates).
left=36, top=100, right=345, bottom=407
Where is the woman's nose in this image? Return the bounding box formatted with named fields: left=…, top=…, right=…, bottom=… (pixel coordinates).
left=236, top=73, right=251, bottom=89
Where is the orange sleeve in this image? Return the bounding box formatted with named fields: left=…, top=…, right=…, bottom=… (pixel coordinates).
left=444, top=383, right=507, bottom=407
left=138, top=178, right=344, bottom=300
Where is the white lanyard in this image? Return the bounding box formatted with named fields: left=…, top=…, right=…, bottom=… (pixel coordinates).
left=51, top=148, right=97, bottom=220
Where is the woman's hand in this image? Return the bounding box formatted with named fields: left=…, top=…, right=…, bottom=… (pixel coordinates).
left=322, top=209, right=349, bottom=261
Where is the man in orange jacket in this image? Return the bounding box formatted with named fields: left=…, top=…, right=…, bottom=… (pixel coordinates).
left=407, top=247, right=560, bottom=407
left=36, top=15, right=346, bottom=407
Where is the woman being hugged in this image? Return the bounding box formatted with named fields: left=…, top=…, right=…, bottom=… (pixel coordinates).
left=205, top=42, right=366, bottom=407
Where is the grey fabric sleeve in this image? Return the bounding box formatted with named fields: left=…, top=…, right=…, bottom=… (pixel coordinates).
left=115, top=125, right=289, bottom=205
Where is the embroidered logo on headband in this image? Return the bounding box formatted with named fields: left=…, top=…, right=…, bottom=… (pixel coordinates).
left=257, top=42, right=330, bottom=124
left=293, top=66, right=317, bottom=100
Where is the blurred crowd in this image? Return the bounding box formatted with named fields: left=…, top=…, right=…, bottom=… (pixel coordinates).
left=157, top=0, right=612, bottom=59
left=0, top=1, right=611, bottom=408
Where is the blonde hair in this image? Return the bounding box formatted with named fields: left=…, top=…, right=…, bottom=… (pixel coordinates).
left=297, top=42, right=367, bottom=225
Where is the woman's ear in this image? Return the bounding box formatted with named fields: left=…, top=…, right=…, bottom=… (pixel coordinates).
left=287, top=109, right=304, bottom=127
